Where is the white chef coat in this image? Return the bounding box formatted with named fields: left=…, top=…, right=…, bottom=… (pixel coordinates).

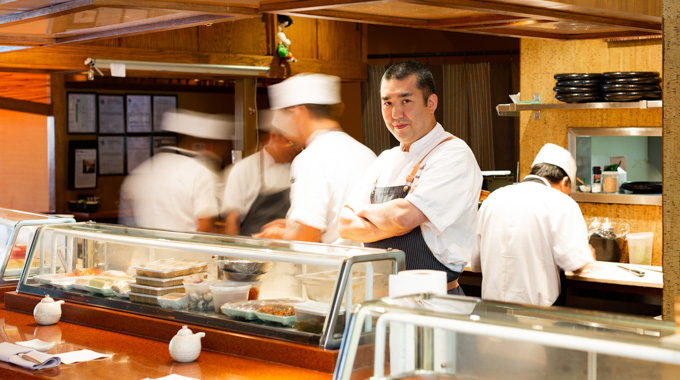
left=288, top=129, right=376, bottom=245
left=471, top=178, right=594, bottom=306
left=221, top=149, right=291, bottom=221
left=119, top=149, right=220, bottom=232
left=346, top=123, right=483, bottom=272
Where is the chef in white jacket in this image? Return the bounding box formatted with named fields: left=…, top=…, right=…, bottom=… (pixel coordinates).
left=471, top=143, right=594, bottom=306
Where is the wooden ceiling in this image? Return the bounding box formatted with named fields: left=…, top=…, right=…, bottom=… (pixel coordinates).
left=0, top=0, right=662, bottom=46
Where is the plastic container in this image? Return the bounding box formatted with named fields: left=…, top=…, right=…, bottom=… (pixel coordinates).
left=133, top=274, right=188, bottom=287
left=220, top=300, right=265, bottom=320
left=296, top=271, right=379, bottom=304
left=209, top=282, right=251, bottom=313
left=129, top=283, right=185, bottom=296
left=158, top=293, right=188, bottom=310
left=215, top=280, right=262, bottom=300
left=133, top=259, right=208, bottom=279
left=129, top=292, right=161, bottom=305
left=603, top=171, right=619, bottom=193
left=294, top=301, right=345, bottom=334
left=627, top=232, right=653, bottom=265
left=183, top=279, right=213, bottom=311
left=254, top=303, right=296, bottom=326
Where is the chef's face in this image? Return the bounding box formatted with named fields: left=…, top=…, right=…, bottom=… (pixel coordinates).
left=381, top=74, right=437, bottom=150
left=271, top=108, right=304, bottom=146
left=268, top=131, right=302, bottom=163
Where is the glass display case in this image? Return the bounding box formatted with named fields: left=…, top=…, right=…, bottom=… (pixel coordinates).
left=16, top=222, right=404, bottom=349
left=335, top=294, right=680, bottom=379
left=0, top=208, right=75, bottom=284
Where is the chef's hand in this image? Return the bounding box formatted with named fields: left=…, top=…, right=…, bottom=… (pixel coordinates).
left=260, top=219, right=287, bottom=230
left=253, top=225, right=285, bottom=240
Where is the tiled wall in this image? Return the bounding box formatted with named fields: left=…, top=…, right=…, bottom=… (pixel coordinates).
left=520, top=38, right=663, bottom=265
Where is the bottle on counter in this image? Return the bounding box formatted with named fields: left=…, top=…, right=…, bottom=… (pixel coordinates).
left=592, top=166, right=602, bottom=193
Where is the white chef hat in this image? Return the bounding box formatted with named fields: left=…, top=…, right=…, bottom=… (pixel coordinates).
left=532, top=143, right=576, bottom=185
left=162, top=109, right=234, bottom=140
left=268, top=73, right=341, bottom=110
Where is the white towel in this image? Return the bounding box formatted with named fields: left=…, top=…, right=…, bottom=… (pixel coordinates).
left=0, top=342, right=60, bottom=370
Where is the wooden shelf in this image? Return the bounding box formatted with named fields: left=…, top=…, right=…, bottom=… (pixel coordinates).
left=496, top=100, right=662, bottom=116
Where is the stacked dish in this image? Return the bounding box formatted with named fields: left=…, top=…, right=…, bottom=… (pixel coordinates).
left=602, top=72, right=662, bottom=102
left=553, top=73, right=603, bottom=103
left=130, top=259, right=207, bottom=307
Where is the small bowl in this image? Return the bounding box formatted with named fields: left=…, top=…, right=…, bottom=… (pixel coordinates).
left=221, top=270, right=267, bottom=282
left=579, top=185, right=592, bottom=193
left=217, top=259, right=272, bottom=274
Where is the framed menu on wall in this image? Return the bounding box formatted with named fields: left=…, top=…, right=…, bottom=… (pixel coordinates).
left=126, top=135, right=151, bottom=173
left=68, top=140, right=97, bottom=189
left=98, top=136, right=125, bottom=175
left=67, top=93, right=97, bottom=134
left=98, top=95, right=125, bottom=134
left=126, top=95, right=152, bottom=133
left=153, top=95, right=177, bottom=132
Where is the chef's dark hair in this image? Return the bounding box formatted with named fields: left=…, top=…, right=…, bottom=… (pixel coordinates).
left=382, top=60, right=436, bottom=104
left=299, top=103, right=343, bottom=122
left=530, top=163, right=571, bottom=187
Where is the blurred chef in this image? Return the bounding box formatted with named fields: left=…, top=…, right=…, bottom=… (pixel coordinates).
left=221, top=110, right=302, bottom=236
left=471, top=143, right=595, bottom=306
left=119, top=109, right=233, bottom=233
left=254, top=73, right=376, bottom=244
left=339, top=60, right=482, bottom=295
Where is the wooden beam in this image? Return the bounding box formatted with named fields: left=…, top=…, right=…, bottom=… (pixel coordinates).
left=261, top=0, right=386, bottom=13
left=294, top=9, right=429, bottom=27
left=442, top=19, right=553, bottom=30
left=662, top=0, right=680, bottom=322
left=53, top=14, right=242, bottom=45
left=428, top=14, right=529, bottom=27
left=0, top=96, right=52, bottom=116
left=0, top=0, right=97, bottom=26
left=401, top=0, right=661, bottom=33
left=0, top=45, right=367, bottom=81
left=96, top=0, right=259, bottom=16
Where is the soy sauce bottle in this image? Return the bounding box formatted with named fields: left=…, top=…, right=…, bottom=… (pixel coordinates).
left=592, top=166, right=602, bottom=193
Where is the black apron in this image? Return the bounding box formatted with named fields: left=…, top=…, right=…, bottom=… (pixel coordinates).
left=521, top=175, right=567, bottom=307
left=240, top=151, right=291, bottom=236
left=365, top=137, right=464, bottom=296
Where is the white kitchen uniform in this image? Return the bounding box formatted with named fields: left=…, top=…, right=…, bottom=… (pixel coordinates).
left=221, top=149, right=291, bottom=220
left=472, top=178, right=594, bottom=306
left=346, top=124, right=483, bottom=273
left=119, top=148, right=220, bottom=232
left=288, top=129, right=376, bottom=245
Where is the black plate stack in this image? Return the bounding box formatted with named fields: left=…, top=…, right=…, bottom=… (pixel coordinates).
left=553, top=73, right=604, bottom=103
left=602, top=72, right=662, bottom=102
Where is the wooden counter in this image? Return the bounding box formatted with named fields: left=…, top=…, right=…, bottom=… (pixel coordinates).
left=460, top=261, right=663, bottom=317
left=0, top=302, right=331, bottom=379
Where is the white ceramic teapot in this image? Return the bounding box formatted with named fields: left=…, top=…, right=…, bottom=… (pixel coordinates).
left=169, top=325, right=205, bottom=363
left=33, top=295, right=65, bottom=325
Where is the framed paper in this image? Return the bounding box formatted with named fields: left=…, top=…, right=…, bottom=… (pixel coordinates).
left=127, top=135, right=151, bottom=173
left=153, top=95, right=177, bottom=132
left=98, top=95, right=125, bottom=134
left=67, top=93, right=97, bottom=134
left=68, top=140, right=97, bottom=189
left=126, top=95, right=152, bottom=133
left=153, top=135, right=177, bottom=154
left=98, top=136, right=125, bottom=175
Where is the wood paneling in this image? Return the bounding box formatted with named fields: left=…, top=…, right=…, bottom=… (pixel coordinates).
left=283, top=16, right=318, bottom=59
left=519, top=37, right=663, bottom=264
left=0, top=73, right=50, bottom=103
left=120, top=27, right=199, bottom=51
left=317, top=19, right=362, bottom=61
left=198, top=17, right=268, bottom=55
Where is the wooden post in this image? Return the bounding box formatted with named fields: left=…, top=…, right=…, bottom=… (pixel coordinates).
left=50, top=74, right=67, bottom=214
left=234, top=78, right=258, bottom=160
left=663, top=0, right=680, bottom=320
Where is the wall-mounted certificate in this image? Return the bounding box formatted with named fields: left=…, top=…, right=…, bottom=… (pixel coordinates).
left=98, top=136, right=125, bottom=175
left=126, top=95, right=152, bottom=133
left=68, top=93, right=97, bottom=134
left=68, top=140, right=98, bottom=189
left=98, top=95, right=125, bottom=134
left=126, top=136, right=151, bottom=173
left=153, top=135, right=177, bottom=154
left=153, top=95, right=177, bottom=132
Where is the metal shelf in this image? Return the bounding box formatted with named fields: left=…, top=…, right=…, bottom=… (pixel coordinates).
left=496, top=100, right=662, bottom=116
left=572, top=192, right=661, bottom=206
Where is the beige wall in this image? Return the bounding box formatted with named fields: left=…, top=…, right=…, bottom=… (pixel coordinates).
left=0, top=110, right=49, bottom=213
left=520, top=38, right=662, bottom=265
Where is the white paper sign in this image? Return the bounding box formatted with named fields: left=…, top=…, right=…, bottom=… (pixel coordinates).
left=98, top=136, right=125, bottom=175
left=74, top=148, right=97, bottom=188
left=98, top=95, right=125, bottom=134
left=68, top=93, right=96, bottom=133
left=127, top=136, right=151, bottom=173
left=126, top=95, right=152, bottom=133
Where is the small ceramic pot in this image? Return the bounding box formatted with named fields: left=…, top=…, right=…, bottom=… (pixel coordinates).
left=33, top=295, right=65, bottom=326
left=169, top=325, right=205, bottom=363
